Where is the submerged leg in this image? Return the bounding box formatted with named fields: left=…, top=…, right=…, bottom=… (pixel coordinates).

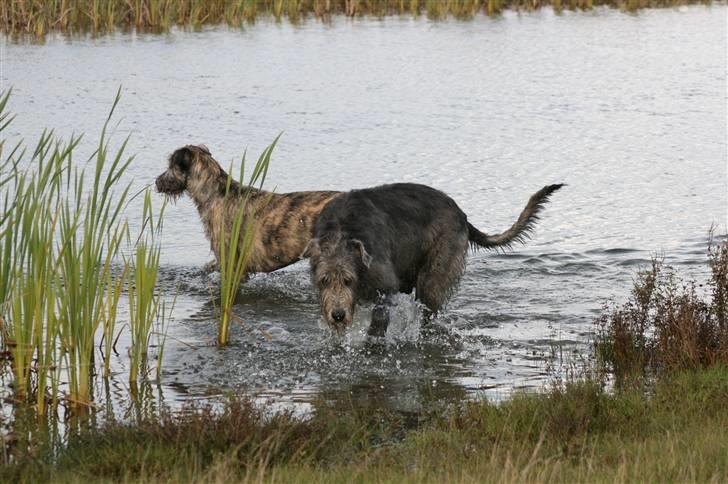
left=203, top=259, right=220, bottom=273
left=419, top=307, right=440, bottom=338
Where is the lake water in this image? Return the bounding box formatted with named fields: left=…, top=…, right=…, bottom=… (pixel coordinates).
left=0, top=6, right=725, bottom=414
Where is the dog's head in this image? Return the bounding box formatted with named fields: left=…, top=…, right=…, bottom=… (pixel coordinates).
left=302, top=236, right=372, bottom=331
left=155, top=144, right=217, bottom=199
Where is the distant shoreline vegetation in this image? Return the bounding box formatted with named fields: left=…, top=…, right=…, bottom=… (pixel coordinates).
left=1, top=0, right=719, bottom=38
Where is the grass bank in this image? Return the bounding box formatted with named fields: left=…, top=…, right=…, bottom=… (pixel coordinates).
left=2, top=367, right=727, bottom=482
left=1, top=0, right=719, bottom=38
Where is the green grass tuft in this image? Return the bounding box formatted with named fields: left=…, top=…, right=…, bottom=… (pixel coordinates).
left=217, top=135, right=278, bottom=346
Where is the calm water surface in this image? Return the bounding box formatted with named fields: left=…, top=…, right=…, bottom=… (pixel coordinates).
left=1, top=6, right=725, bottom=414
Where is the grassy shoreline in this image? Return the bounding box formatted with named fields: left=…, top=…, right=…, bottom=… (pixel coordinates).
left=1, top=0, right=719, bottom=38
left=3, top=237, right=728, bottom=482
left=2, top=367, right=727, bottom=482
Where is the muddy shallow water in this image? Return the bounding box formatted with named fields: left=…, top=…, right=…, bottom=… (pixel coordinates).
left=1, top=6, right=725, bottom=414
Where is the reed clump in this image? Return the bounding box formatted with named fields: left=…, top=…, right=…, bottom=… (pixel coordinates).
left=0, top=0, right=715, bottom=38
left=127, top=189, right=167, bottom=385
left=595, top=235, right=728, bottom=386
left=0, top=89, right=172, bottom=414
left=55, top=94, right=132, bottom=408
left=217, top=138, right=276, bottom=346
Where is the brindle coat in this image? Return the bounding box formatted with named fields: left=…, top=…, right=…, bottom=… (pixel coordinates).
left=155, top=144, right=339, bottom=275
left=303, top=183, right=563, bottom=336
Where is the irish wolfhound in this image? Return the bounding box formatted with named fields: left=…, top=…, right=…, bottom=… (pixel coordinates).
left=155, top=144, right=339, bottom=275
left=302, top=183, right=563, bottom=336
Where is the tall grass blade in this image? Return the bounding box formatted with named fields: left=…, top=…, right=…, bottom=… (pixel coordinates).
left=217, top=135, right=279, bottom=346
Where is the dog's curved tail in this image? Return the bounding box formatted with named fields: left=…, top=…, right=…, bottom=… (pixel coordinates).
left=467, top=184, right=564, bottom=251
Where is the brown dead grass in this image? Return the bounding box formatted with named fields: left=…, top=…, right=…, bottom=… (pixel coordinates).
left=595, top=235, right=728, bottom=386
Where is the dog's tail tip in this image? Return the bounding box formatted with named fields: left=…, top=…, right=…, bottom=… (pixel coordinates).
left=468, top=183, right=564, bottom=251
left=528, top=183, right=565, bottom=209
left=541, top=183, right=566, bottom=196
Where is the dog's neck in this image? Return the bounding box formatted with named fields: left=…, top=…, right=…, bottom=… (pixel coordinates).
left=186, top=171, right=268, bottom=218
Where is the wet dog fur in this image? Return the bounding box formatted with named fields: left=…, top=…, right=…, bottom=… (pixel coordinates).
left=156, top=144, right=339, bottom=275
left=302, top=183, right=563, bottom=336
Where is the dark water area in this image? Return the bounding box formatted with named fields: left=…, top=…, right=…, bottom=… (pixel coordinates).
left=0, top=6, right=725, bottom=415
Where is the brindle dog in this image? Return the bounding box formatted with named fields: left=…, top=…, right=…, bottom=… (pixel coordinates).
left=302, top=183, right=563, bottom=336
left=156, top=144, right=339, bottom=275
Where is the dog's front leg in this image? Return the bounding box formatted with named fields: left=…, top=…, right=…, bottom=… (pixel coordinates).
left=369, top=292, right=391, bottom=337
left=202, top=260, right=251, bottom=283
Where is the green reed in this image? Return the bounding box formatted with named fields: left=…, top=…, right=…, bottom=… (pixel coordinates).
left=7, top=185, right=59, bottom=411
left=0, top=88, right=171, bottom=414
left=127, top=189, right=166, bottom=385
left=2, top=129, right=69, bottom=408
left=56, top=91, right=132, bottom=408
left=0, top=94, right=21, bottom=314
left=217, top=136, right=278, bottom=346
left=154, top=296, right=175, bottom=381
left=102, top=263, right=126, bottom=380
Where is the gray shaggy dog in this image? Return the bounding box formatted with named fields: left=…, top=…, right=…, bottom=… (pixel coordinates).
left=302, top=183, right=563, bottom=336
left=156, top=144, right=339, bottom=276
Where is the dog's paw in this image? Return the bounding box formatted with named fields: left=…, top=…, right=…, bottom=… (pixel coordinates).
left=202, top=259, right=220, bottom=274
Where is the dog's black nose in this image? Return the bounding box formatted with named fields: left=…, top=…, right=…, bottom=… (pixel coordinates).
left=331, top=309, right=345, bottom=322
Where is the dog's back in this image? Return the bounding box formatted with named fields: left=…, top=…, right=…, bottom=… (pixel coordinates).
left=314, top=183, right=468, bottom=291
left=308, top=182, right=562, bottom=331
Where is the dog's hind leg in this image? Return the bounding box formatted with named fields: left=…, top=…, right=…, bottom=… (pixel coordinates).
left=416, top=232, right=468, bottom=315
left=416, top=234, right=467, bottom=339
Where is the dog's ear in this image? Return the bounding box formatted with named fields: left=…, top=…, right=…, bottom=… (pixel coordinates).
left=301, top=238, right=320, bottom=259
left=170, top=146, right=194, bottom=172
left=350, top=239, right=372, bottom=269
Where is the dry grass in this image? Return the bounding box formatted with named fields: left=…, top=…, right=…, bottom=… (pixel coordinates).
left=2, top=367, right=727, bottom=482
left=0, top=0, right=717, bottom=38
left=595, top=235, right=728, bottom=386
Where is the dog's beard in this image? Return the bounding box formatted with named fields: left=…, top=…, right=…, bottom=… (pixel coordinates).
left=161, top=190, right=184, bottom=204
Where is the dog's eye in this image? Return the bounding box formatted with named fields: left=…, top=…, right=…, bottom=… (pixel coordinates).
left=171, top=148, right=192, bottom=172
left=343, top=276, right=353, bottom=285
left=319, top=275, right=329, bottom=286
left=176, top=158, right=191, bottom=171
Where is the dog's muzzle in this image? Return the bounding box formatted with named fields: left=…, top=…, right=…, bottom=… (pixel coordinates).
left=155, top=171, right=185, bottom=195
